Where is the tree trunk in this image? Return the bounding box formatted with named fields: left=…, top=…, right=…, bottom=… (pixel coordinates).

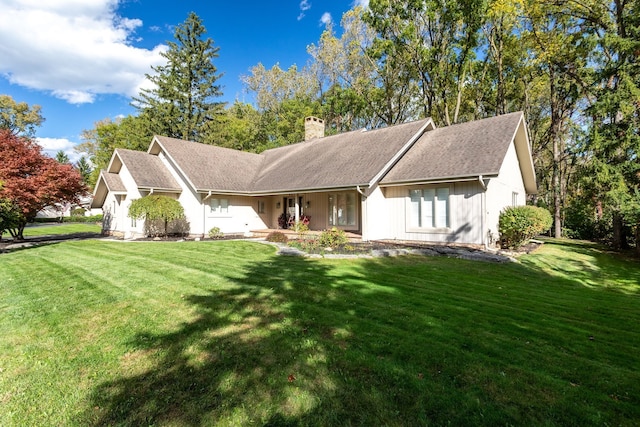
left=612, top=212, right=624, bottom=250
left=550, top=69, right=562, bottom=238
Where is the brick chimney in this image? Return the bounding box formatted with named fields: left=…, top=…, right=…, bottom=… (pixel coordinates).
left=304, top=116, right=325, bottom=141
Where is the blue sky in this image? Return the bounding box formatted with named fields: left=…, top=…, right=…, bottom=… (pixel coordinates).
left=0, top=0, right=368, bottom=161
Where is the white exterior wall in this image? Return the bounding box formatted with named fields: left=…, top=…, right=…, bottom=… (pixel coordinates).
left=102, top=163, right=144, bottom=238
left=155, top=152, right=204, bottom=236
left=381, top=181, right=485, bottom=245
left=204, top=195, right=268, bottom=236
left=486, top=141, right=527, bottom=244
left=363, top=185, right=390, bottom=241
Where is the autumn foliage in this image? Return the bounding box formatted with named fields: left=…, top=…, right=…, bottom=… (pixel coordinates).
left=0, top=129, right=87, bottom=239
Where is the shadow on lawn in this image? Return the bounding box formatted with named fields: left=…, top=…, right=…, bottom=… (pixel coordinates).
left=522, top=239, right=640, bottom=294
left=83, top=250, right=492, bottom=426
left=81, top=243, right=640, bottom=425
left=83, top=253, right=396, bottom=425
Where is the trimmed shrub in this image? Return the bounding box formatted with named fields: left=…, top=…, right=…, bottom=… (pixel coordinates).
left=499, top=205, right=552, bottom=249
left=208, top=226, right=223, bottom=239
left=318, top=227, right=348, bottom=249
left=71, top=207, right=86, bottom=217
left=64, top=214, right=103, bottom=223
left=266, top=231, right=288, bottom=243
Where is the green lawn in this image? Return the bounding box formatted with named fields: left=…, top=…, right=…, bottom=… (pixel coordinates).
left=20, top=223, right=102, bottom=237
left=0, top=239, right=638, bottom=426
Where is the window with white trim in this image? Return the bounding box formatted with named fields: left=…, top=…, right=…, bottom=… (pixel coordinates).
left=210, top=198, right=229, bottom=215
left=408, top=187, right=450, bottom=229
left=512, top=192, right=519, bottom=206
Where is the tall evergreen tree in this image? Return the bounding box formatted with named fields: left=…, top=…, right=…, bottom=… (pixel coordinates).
left=133, top=12, right=225, bottom=143
left=576, top=0, right=640, bottom=249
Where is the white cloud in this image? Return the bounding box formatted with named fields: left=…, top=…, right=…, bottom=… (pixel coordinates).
left=298, top=0, right=312, bottom=20
left=37, top=137, right=83, bottom=163
left=320, top=12, right=332, bottom=26
left=353, top=0, right=369, bottom=8
left=0, top=0, right=167, bottom=105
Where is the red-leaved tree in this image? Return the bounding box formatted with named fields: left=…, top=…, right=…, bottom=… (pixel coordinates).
left=0, top=129, right=87, bottom=239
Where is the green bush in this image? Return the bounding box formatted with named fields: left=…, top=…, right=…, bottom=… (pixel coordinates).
left=318, top=227, right=348, bottom=249
left=499, top=205, right=552, bottom=249
left=208, top=226, right=223, bottom=239
left=266, top=231, right=288, bottom=243
left=65, top=214, right=103, bottom=223
left=71, top=207, right=86, bottom=217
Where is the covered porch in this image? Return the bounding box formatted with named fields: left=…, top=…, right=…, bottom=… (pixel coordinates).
left=258, top=191, right=362, bottom=234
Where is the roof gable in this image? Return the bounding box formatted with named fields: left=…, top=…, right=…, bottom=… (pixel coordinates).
left=381, top=112, right=533, bottom=188
left=91, top=171, right=126, bottom=208
left=150, top=136, right=263, bottom=193
left=110, top=149, right=181, bottom=191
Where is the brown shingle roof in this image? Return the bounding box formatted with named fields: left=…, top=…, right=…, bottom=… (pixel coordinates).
left=116, top=149, right=181, bottom=191
left=381, top=112, right=524, bottom=184
left=251, top=119, right=432, bottom=192
left=133, top=113, right=529, bottom=195
left=153, top=136, right=263, bottom=192
left=101, top=171, right=126, bottom=192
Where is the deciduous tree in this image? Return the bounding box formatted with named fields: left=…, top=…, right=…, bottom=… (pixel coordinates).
left=77, top=115, right=152, bottom=187
left=0, top=94, right=44, bottom=137
left=128, top=194, right=185, bottom=237
left=0, top=130, right=87, bottom=239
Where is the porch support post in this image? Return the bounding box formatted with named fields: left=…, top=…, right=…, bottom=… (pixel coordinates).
left=294, top=194, right=300, bottom=223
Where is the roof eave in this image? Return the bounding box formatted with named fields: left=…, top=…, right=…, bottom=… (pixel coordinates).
left=513, top=115, right=538, bottom=194
left=138, top=186, right=183, bottom=193
left=380, top=174, right=499, bottom=187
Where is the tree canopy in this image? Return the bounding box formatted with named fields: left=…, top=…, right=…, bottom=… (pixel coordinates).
left=128, top=194, right=186, bottom=237
left=0, top=94, right=44, bottom=137
left=0, top=129, right=87, bottom=239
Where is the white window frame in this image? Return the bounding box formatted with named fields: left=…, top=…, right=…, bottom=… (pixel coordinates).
left=406, top=186, right=451, bottom=231
left=512, top=192, right=519, bottom=206
left=209, top=198, right=230, bottom=216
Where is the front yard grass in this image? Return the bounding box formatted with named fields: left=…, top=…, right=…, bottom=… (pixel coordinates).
left=21, top=223, right=102, bottom=237
left=0, top=239, right=638, bottom=425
